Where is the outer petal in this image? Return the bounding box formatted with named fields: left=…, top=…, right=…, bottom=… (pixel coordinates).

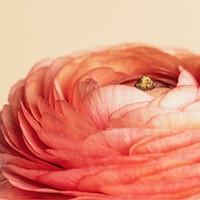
left=0, top=180, right=57, bottom=200
left=24, top=68, right=47, bottom=121
left=43, top=57, right=71, bottom=99
left=86, top=128, right=155, bottom=154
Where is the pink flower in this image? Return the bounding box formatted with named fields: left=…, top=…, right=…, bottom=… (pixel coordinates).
left=1, top=44, right=200, bottom=199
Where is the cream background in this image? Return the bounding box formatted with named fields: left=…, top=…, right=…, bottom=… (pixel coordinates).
left=1, top=0, right=200, bottom=107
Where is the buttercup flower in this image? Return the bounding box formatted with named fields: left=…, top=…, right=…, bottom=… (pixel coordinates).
left=1, top=44, right=200, bottom=199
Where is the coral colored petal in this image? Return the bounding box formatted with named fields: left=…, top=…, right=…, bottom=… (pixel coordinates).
left=40, top=113, right=88, bottom=139
left=0, top=177, right=105, bottom=200
left=20, top=103, right=41, bottom=133
left=184, top=101, right=200, bottom=111
left=134, top=130, right=200, bottom=154
left=122, top=106, right=175, bottom=123
left=52, top=79, right=65, bottom=101
left=37, top=97, right=55, bottom=115
left=158, top=86, right=198, bottom=110
left=27, top=59, right=53, bottom=76
left=148, top=111, right=200, bottom=130
left=99, top=177, right=200, bottom=196
left=75, top=67, right=126, bottom=87
left=86, top=128, right=153, bottom=154
left=45, top=136, right=121, bottom=157
left=10, top=86, right=25, bottom=122
left=0, top=170, right=6, bottom=182
left=24, top=81, right=43, bottom=121
left=1, top=105, right=25, bottom=151
left=184, top=193, right=200, bottom=200
left=38, top=98, right=95, bottom=140
left=37, top=167, right=102, bottom=191
left=109, top=118, right=147, bottom=129
left=79, top=85, right=153, bottom=129
left=47, top=142, right=123, bottom=168
left=67, top=57, right=145, bottom=101
left=148, top=93, right=167, bottom=106
left=0, top=180, right=54, bottom=200
left=79, top=144, right=200, bottom=194
left=177, top=66, right=199, bottom=87
left=71, top=67, right=127, bottom=104
left=8, top=80, right=25, bottom=105
left=18, top=111, right=47, bottom=155
left=54, top=100, right=96, bottom=131
left=139, top=162, right=200, bottom=183
left=24, top=68, right=47, bottom=121
left=131, top=136, right=200, bottom=163
left=56, top=62, right=80, bottom=100
left=4, top=165, right=128, bottom=199
left=3, top=164, right=100, bottom=191
left=146, top=88, right=170, bottom=97
left=2, top=166, right=56, bottom=192
left=110, top=101, right=148, bottom=119
left=3, top=44, right=200, bottom=199
left=73, top=78, right=100, bottom=107
left=48, top=150, right=150, bottom=168
left=44, top=57, right=71, bottom=99
left=181, top=55, right=200, bottom=84
left=0, top=153, right=57, bottom=170
left=0, top=127, right=57, bottom=170
left=37, top=129, right=83, bottom=151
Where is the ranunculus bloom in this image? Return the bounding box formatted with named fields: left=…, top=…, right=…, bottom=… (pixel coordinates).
left=1, top=44, right=200, bottom=199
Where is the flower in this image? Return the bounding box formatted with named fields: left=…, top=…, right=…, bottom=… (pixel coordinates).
left=1, top=44, right=200, bottom=199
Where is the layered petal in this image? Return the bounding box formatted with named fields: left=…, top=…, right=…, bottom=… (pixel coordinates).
left=1, top=44, right=200, bottom=199
left=79, top=85, right=153, bottom=128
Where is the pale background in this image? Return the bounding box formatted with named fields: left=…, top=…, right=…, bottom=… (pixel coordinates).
left=1, top=0, right=200, bottom=107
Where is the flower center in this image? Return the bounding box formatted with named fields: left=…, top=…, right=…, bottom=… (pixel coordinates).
left=134, top=76, right=156, bottom=91
left=119, top=74, right=175, bottom=97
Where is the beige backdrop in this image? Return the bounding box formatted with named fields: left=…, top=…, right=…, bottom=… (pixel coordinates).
left=1, top=0, right=200, bottom=107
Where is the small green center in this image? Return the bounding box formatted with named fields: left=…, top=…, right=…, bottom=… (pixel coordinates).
left=134, top=76, right=156, bottom=91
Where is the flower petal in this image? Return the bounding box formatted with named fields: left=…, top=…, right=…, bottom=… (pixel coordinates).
left=1, top=105, right=25, bottom=151
left=158, top=86, right=198, bottom=110
left=184, top=101, right=200, bottom=111
left=54, top=100, right=96, bottom=131
left=79, top=85, right=153, bottom=129
left=122, top=106, right=175, bottom=124
left=40, top=113, right=88, bottom=140
left=177, top=66, right=199, bottom=87
left=133, top=130, right=200, bottom=154
left=43, top=57, right=71, bottom=99
left=71, top=67, right=127, bottom=104
left=86, top=128, right=153, bottom=154
left=0, top=180, right=55, bottom=200
left=110, top=102, right=148, bottom=120
left=148, top=111, right=200, bottom=130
